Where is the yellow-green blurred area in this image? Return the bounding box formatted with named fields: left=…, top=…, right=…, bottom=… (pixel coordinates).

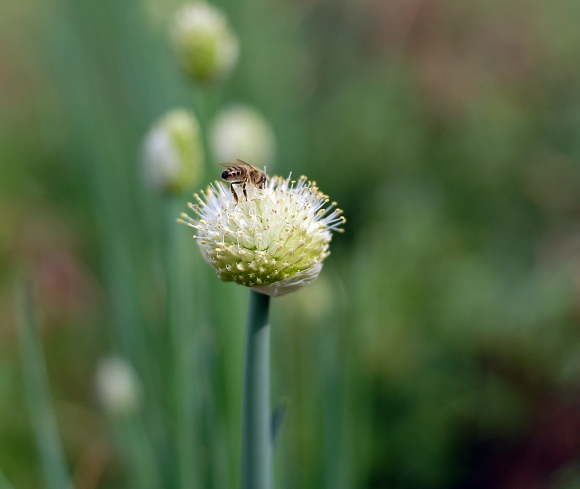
left=2, top=0, right=580, bottom=488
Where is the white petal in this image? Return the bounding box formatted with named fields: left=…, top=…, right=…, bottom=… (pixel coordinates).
left=251, top=263, right=323, bottom=297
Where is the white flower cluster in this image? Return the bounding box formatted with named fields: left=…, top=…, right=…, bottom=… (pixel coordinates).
left=142, top=109, right=204, bottom=194
left=210, top=104, right=276, bottom=169
left=95, top=356, right=142, bottom=417
left=180, top=174, right=345, bottom=296
left=172, top=2, right=239, bottom=84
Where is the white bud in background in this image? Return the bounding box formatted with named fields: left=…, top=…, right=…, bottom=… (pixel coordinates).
left=95, top=356, right=142, bottom=417
left=142, top=109, right=204, bottom=195
left=172, top=2, right=239, bottom=84
left=210, top=104, right=276, bottom=169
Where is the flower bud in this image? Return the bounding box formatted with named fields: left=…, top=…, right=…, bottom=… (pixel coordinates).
left=179, top=175, right=345, bottom=297
left=142, top=109, right=204, bottom=195
left=210, top=104, right=276, bottom=169
left=95, top=356, right=142, bottom=417
left=172, top=2, right=239, bottom=85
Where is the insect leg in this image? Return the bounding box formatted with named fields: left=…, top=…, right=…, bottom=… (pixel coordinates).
left=242, top=182, right=248, bottom=201
left=230, top=184, right=239, bottom=204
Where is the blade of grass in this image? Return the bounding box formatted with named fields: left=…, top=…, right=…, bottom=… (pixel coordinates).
left=16, top=284, right=73, bottom=489
left=113, top=417, right=163, bottom=489
left=0, top=467, right=15, bottom=489
left=167, top=197, right=203, bottom=489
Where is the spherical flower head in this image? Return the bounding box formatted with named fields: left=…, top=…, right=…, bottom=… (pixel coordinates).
left=210, top=104, right=276, bottom=169
left=142, top=109, right=204, bottom=195
left=95, top=356, right=142, bottom=417
left=172, top=2, right=239, bottom=85
left=179, top=174, right=345, bottom=296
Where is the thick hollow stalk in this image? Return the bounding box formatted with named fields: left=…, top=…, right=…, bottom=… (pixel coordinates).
left=242, top=290, right=272, bottom=489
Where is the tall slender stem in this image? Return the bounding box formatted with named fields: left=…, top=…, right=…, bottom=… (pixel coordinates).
left=0, top=467, right=15, bottom=489
left=242, top=290, right=272, bottom=489
left=168, top=197, right=201, bottom=489
left=17, top=285, right=73, bottom=489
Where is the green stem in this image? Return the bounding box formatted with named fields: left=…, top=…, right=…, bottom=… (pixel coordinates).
left=0, top=467, right=15, bottom=489
left=167, top=197, right=201, bottom=489
left=16, top=285, right=73, bottom=489
left=242, top=290, right=272, bottom=489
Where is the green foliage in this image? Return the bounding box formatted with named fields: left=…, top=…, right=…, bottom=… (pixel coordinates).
left=2, top=0, right=580, bottom=488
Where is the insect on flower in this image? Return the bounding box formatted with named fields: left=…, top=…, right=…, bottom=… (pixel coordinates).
left=220, top=159, right=267, bottom=204
left=179, top=173, right=346, bottom=296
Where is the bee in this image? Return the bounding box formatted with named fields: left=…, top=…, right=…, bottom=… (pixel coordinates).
left=219, top=159, right=267, bottom=204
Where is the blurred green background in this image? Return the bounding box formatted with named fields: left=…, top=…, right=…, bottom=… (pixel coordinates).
left=2, top=0, right=580, bottom=488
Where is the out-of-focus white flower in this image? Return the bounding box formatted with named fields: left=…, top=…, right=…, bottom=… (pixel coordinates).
left=95, top=356, right=142, bottom=417
left=210, top=105, right=276, bottom=169
left=142, top=109, right=204, bottom=195
left=179, top=174, right=345, bottom=297
left=172, top=2, right=239, bottom=84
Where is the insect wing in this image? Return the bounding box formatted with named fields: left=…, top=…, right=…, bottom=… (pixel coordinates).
left=236, top=159, right=262, bottom=171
